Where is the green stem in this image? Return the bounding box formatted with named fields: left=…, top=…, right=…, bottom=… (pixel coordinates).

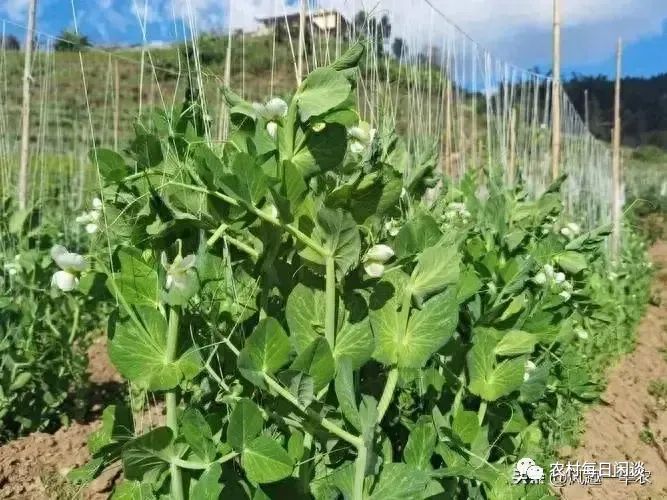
left=324, top=256, right=336, bottom=350
left=68, top=302, right=80, bottom=344
left=376, top=367, right=399, bottom=424
left=353, top=444, right=367, bottom=500
left=165, top=307, right=184, bottom=500
left=206, top=223, right=228, bottom=247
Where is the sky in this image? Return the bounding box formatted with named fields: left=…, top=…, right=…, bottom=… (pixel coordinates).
left=1, top=0, right=666, bottom=79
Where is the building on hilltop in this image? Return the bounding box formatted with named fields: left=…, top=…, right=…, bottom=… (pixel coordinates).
left=254, top=9, right=350, bottom=41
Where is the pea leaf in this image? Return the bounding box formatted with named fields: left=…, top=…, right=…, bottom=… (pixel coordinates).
left=409, top=245, right=460, bottom=305
left=242, top=435, right=294, bottom=484
left=238, top=317, right=291, bottom=388
left=368, top=463, right=431, bottom=500
left=285, top=284, right=326, bottom=354
left=334, top=318, right=374, bottom=369
left=296, top=68, right=351, bottom=121
left=227, top=398, right=264, bottom=451
left=403, top=418, right=436, bottom=471
left=122, top=427, right=174, bottom=482
left=221, top=152, right=268, bottom=206
left=556, top=251, right=588, bottom=274
left=110, top=247, right=159, bottom=308
left=108, top=308, right=201, bottom=391
left=494, top=330, right=537, bottom=357
left=182, top=408, right=217, bottom=462
left=290, top=337, right=335, bottom=392
left=190, top=464, right=223, bottom=500
left=393, top=214, right=442, bottom=259
left=452, top=409, right=480, bottom=444
left=468, top=336, right=527, bottom=401
left=91, top=148, right=128, bottom=182
left=334, top=357, right=361, bottom=431
left=291, top=125, right=348, bottom=177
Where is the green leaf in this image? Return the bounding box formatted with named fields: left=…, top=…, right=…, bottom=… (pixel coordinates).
left=278, top=371, right=315, bottom=408
left=368, top=463, right=431, bottom=500
left=370, top=302, right=402, bottom=367
left=296, top=68, right=351, bottom=121
left=403, top=418, right=436, bottom=471
left=111, top=247, right=159, bottom=308
left=285, top=284, right=325, bottom=354
left=494, top=330, right=537, bottom=357
left=302, top=208, right=361, bottom=278
left=457, top=266, right=482, bottom=303
left=108, top=309, right=201, bottom=390
left=468, top=337, right=527, bottom=401
left=334, top=318, right=374, bottom=369
left=409, top=245, right=460, bottom=305
left=130, top=132, right=163, bottom=169
left=238, top=317, right=291, bottom=388
left=227, top=398, right=264, bottom=452
left=122, top=427, right=173, bottom=482
left=91, top=148, right=128, bottom=182
left=241, top=435, right=294, bottom=484
left=393, top=214, right=442, bottom=259
left=329, top=41, right=365, bottom=71
left=499, top=293, right=527, bottom=322
left=291, top=124, right=348, bottom=177
left=452, top=409, right=480, bottom=444
left=182, top=409, right=217, bottom=462
left=221, top=152, right=268, bottom=206
left=110, top=481, right=155, bottom=500
left=556, top=251, right=588, bottom=274
left=190, top=464, right=223, bottom=500
left=290, top=337, right=335, bottom=392
left=67, top=457, right=104, bottom=485
left=88, top=404, right=134, bottom=456
left=334, top=358, right=361, bottom=431
left=399, top=288, right=458, bottom=368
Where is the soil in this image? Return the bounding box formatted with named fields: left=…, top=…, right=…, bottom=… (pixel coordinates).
left=0, top=337, right=125, bottom=500
left=559, top=241, right=667, bottom=500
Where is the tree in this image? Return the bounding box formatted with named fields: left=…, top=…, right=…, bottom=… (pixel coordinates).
left=0, top=34, right=20, bottom=51
left=392, top=38, right=406, bottom=59
left=353, top=10, right=391, bottom=58
left=54, top=30, right=91, bottom=52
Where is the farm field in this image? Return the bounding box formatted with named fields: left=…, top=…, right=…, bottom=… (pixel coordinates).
left=1, top=2, right=667, bottom=500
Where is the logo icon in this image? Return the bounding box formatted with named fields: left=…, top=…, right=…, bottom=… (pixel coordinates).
left=512, top=457, right=545, bottom=484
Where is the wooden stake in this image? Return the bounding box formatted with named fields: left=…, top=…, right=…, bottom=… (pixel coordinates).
left=445, top=77, right=453, bottom=178
left=551, top=0, right=561, bottom=180
left=18, top=0, right=37, bottom=210
left=297, top=0, right=307, bottom=85
left=612, top=38, right=623, bottom=259
left=113, top=60, right=120, bottom=150
left=584, top=89, right=589, bottom=130
left=218, top=16, right=233, bottom=142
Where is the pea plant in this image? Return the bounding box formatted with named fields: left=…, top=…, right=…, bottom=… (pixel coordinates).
left=70, top=44, right=651, bottom=499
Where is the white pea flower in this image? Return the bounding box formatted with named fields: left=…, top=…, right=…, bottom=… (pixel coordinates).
left=567, top=222, right=581, bottom=235
left=348, top=122, right=376, bottom=154
left=92, top=197, right=103, bottom=210
left=266, top=121, right=278, bottom=138
left=575, top=327, right=589, bottom=340
left=363, top=244, right=394, bottom=278
left=533, top=272, right=547, bottom=285
left=76, top=197, right=103, bottom=234
left=3, top=262, right=19, bottom=276
left=161, top=252, right=197, bottom=291
left=554, top=272, right=566, bottom=284
left=562, top=281, right=573, bottom=292
left=50, top=245, right=87, bottom=292
left=543, top=264, right=554, bottom=278
left=524, top=360, right=537, bottom=382
left=559, top=290, right=571, bottom=302
left=560, top=227, right=573, bottom=238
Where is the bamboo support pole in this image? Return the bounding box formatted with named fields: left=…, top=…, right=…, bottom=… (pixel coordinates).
left=297, top=0, right=306, bottom=85
left=113, top=60, right=120, bottom=150
left=551, top=0, right=561, bottom=180
left=18, top=0, right=38, bottom=209
left=612, top=38, right=623, bottom=259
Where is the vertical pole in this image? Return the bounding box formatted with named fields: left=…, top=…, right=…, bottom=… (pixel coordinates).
left=218, top=14, right=233, bottom=142
left=509, top=108, right=517, bottom=186
left=18, top=0, right=38, bottom=209
left=551, top=0, right=561, bottom=180
left=612, top=38, right=623, bottom=259
left=584, top=89, right=590, bottom=130
left=297, top=0, right=306, bottom=85
left=113, top=60, right=120, bottom=150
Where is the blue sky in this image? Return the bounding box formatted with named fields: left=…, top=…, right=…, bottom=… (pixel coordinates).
left=1, top=0, right=666, bottom=79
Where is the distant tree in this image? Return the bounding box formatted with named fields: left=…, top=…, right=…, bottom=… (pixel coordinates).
left=353, top=10, right=391, bottom=58
left=54, top=30, right=91, bottom=52
left=392, top=37, right=405, bottom=59
left=0, top=34, right=20, bottom=51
